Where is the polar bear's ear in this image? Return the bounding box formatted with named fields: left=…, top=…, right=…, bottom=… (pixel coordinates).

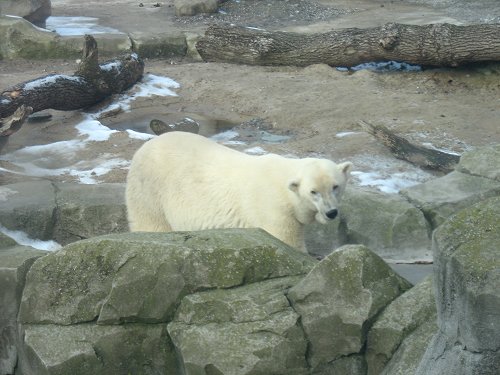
left=339, top=162, right=353, bottom=178
left=288, top=179, right=300, bottom=193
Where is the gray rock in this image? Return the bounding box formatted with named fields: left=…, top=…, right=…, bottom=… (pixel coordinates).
left=0, top=15, right=72, bottom=60
left=0, top=182, right=128, bottom=246
left=415, top=332, right=500, bottom=375
left=18, top=323, right=176, bottom=375
left=0, top=15, right=130, bottom=60
left=380, top=318, right=438, bottom=375
left=287, top=244, right=412, bottom=369
left=400, top=170, right=500, bottom=229
left=129, top=31, right=187, bottom=58
left=0, top=0, right=51, bottom=27
left=455, top=144, right=500, bottom=181
left=174, top=0, right=218, bottom=16
left=312, top=355, right=367, bottom=375
left=304, top=215, right=341, bottom=257
left=340, top=188, right=431, bottom=261
left=52, top=183, right=128, bottom=245
left=0, top=231, right=17, bottom=248
left=168, top=277, right=308, bottom=375
left=19, top=229, right=315, bottom=325
left=366, top=275, right=437, bottom=375
left=149, top=117, right=200, bottom=136
left=305, top=187, right=432, bottom=262
left=415, top=196, right=500, bottom=374
left=0, top=181, right=56, bottom=241
left=0, top=243, right=47, bottom=375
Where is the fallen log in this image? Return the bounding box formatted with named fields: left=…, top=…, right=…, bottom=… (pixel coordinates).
left=0, top=35, right=144, bottom=128
left=196, top=23, right=500, bottom=67
left=358, top=120, right=460, bottom=173
left=0, top=105, right=33, bottom=137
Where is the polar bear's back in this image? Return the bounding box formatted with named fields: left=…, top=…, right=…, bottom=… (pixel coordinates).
left=126, top=132, right=254, bottom=232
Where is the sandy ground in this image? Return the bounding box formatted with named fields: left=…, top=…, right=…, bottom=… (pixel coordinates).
left=1, top=0, right=500, bottom=188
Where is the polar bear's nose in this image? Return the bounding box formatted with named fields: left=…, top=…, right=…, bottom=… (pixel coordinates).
left=326, top=209, right=338, bottom=219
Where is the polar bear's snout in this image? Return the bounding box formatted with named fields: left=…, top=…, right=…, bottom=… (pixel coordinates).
left=326, top=208, right=338, bottom=219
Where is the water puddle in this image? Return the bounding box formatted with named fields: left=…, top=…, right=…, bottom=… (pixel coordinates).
left=101, top=111, right=237, bottom=138
left=45, top=16, right=124, bottom=36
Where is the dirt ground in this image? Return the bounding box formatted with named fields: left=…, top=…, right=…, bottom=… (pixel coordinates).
left=1, top=0, right=499, bottom=187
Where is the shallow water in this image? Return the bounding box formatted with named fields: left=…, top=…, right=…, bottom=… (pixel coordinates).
left=101, top=110, right=238, bottom=137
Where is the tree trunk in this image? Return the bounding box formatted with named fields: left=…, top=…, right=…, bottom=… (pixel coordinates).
left=0, top=35, right=144, bottom=122
left=358, top=120, right=460, bottom=173
left=0, top=105, right=33, bottom=137
left=196, top=23, right=500, bottom=67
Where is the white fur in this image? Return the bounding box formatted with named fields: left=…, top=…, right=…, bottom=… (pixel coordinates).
left=126, top=132, right=352, bottom=252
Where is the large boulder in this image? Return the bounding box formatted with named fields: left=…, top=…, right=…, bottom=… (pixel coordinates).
left=0, top=15, right=130, bottom=59
left=455, top=144, right=500, bottom=181
left=52, top=183, right=128, bottom=245
left=380, top=318, right=438, bottom=375
left=304, top=187, right=431, bottom=262
left=401, top=145, right=500, bottom=230
left=0, top=236, right=47, bottom=375
left=17, top=229, right=315, bottom=375
left=19, top=229, right=315, bottom=326
left=0, top=0, right=51, bottom=27
left=287, top=244, right=412, bottom=371
left=400, top=170, right=500, bottom=230
left=129, top=31, right=187, bottom=59
left=0, top=15, right=73, bottom=60
left=19, top=323, right=176, bottom=375
left=0, top=182, right=128, bottom=245
left=339, top=188, right=431, bottom=261
left=0, top=181, right=56, bottom=241
left=174, top=0, right=218, bottom=16
left=415, top=197, right=500, bottom=374
left=168, top=276, right=308, bottom=375
left=365, top=275, right=437, bottom=375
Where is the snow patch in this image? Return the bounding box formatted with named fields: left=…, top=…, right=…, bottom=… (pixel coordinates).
left=0, top=225, right=62, bottom=251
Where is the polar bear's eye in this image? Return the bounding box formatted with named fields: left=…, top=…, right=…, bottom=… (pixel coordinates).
left=310, top=190, right=318, bottom=195
left=332, top=185, right=339, bottom=191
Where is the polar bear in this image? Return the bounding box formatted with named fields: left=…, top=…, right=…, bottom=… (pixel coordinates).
left=126, top=131, right=352, bottom=252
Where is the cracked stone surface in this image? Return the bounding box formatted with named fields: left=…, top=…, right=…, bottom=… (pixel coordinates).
left=18, top=229, right=315, bottom=325
left=168, top=276, right=308, bottom=375
left=0, top=182, right=128, bottom=245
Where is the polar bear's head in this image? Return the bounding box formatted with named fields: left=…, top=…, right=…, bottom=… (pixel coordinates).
left=289, top=159, right=352, bottom=225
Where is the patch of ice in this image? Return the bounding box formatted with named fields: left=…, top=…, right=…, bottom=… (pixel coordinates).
left=421, top=142, right=461, bottom=156
left=126, top=129, right=156, bottom=141
left=69, top=158, right=129, bottom=184
left=5, top=140, right=83, bottom=163
left=23, top=75, right=83, bottom=91
left=246, top=26, right=265, bottom=31
left=45, top=16, right=123, bottom=36
left=222, top=140, right=247, bottom=145
left=244, top=146, right=267, bottom=155
left=100, top=61, right=122, bottom=72
left=99, top=74, right=180, bottom=113
left=0, top=225, right=62, bottom=251
left=336, top=131, right=362, bottom=138
left=76, top=118, right=118, bottom=141
left=211, top=130, right=239, bottom=142
left=352, top=171, right=426, bottom=194
left=348, top=154, right=434, bottom=194
left=0, top=187, right=18, bottom=201
left=1, top=73, right=180, bottom=183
